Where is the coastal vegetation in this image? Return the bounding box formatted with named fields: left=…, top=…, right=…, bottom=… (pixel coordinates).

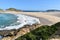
left=0, top=9, right=3, bottom=11
left=15, top=22, right=60, bottom=40
left=0, top=8, right=3, bottom=12
left=6, top=8, right=22, bottom=12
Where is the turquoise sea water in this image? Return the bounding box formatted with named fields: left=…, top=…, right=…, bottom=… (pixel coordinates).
left=0, top=13, right=18, bottom=28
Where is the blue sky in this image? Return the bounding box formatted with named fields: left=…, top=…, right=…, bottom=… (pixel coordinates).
left=0, top=0, right=60, bottom=10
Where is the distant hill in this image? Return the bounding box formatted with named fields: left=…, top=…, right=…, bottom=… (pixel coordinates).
left=6, top=8, right=22, bottom=12
left=46, top=10, right=60, bottom=12
left=0, top=8, right=4, bottom=12
left=23, top=10, right=40, bottom=12
left=23, top=10, right=60, bottom=12
left=0, top=8, right=60, bottom=12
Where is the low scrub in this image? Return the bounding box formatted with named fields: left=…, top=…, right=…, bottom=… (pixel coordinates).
left=16, top=22, right=60, bottom=40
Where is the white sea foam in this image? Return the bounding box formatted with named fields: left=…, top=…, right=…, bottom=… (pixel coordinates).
left=0, top=14, right=40, bottom=30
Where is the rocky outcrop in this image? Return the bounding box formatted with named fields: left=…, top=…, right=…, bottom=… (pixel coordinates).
left=2, top=24, right=41, bottom=40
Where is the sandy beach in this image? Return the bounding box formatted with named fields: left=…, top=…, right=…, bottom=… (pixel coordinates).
left=1, top=11, right=60, bottom=40
left=1, top=11, right=60, bottom=25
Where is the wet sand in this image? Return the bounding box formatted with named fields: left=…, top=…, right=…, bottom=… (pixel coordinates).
left=39, top=17, right=52, bottom=25
left=42, top=12, right=60, bottom=17
left=49, top=14, right=60, bottom=17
